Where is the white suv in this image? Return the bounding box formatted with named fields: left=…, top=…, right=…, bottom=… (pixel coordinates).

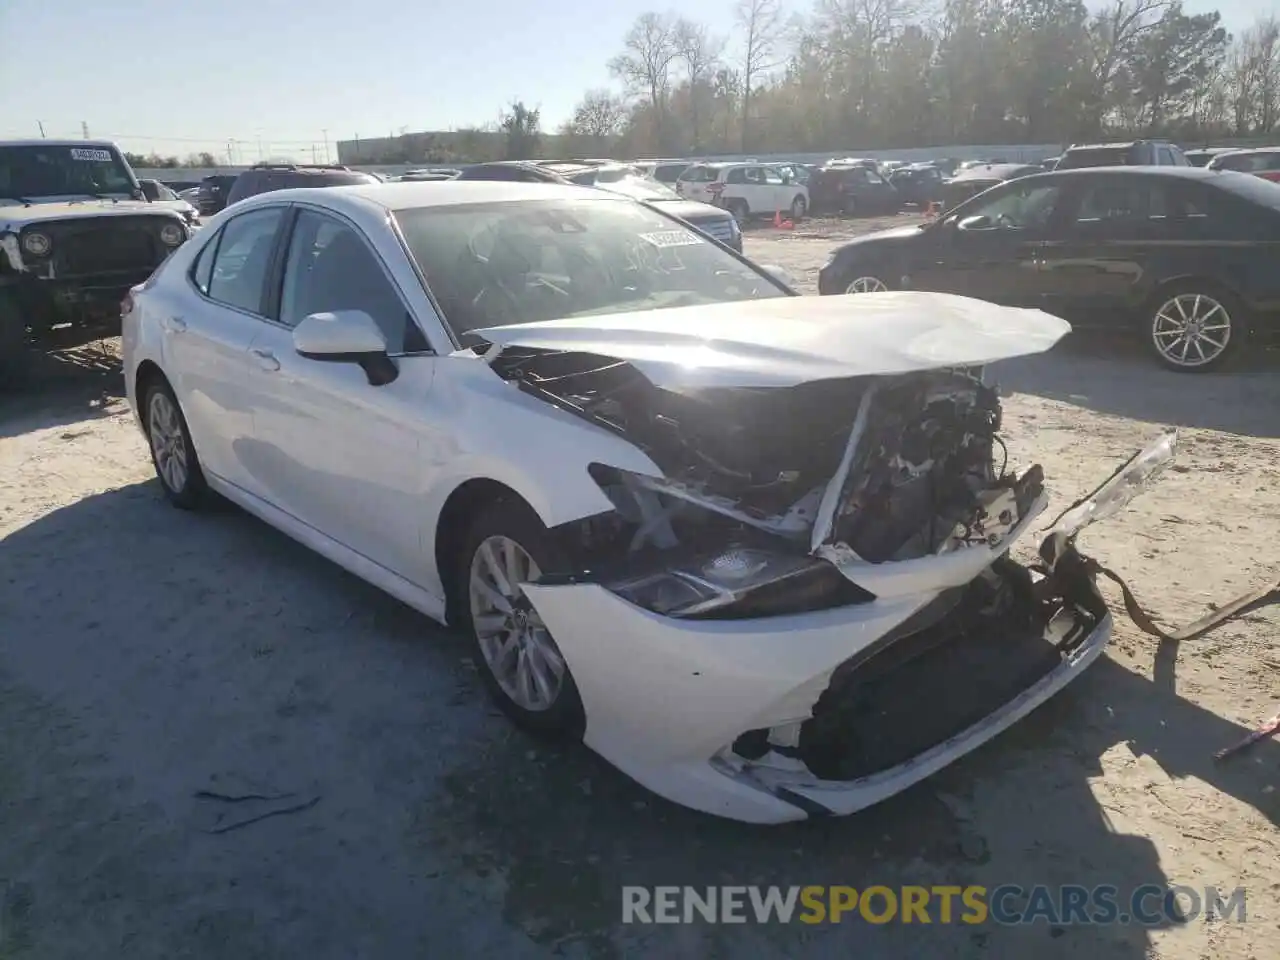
left=677, top=162, right=809, bottom=223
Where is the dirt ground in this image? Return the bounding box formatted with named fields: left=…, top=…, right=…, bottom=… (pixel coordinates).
left=1, top=216, right=1278, bottom=960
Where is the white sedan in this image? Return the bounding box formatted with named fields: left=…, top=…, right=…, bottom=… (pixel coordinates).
left=122, top=180, right=1157, bottom=823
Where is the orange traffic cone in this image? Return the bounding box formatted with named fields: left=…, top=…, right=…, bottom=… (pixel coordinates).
left=773, top=208, right=783, bottom=228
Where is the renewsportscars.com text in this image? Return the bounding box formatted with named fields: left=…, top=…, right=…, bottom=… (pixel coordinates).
left=621, top=884, right=1247, bottom=926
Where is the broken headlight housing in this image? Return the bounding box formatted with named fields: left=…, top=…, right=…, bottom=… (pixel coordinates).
left=605, top=546, right=873, bottom=619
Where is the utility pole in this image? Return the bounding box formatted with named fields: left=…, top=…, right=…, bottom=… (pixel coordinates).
left=37, top=120, right=46, bottom=138
left=311, top=144, right=318, bottom=163
left=322, top=129, right=330, bottom=164
left=81, top=120, right=90, bottom=139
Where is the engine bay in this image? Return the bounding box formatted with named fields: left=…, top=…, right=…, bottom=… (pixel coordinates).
left=491, top=347, right=1045, bottom=595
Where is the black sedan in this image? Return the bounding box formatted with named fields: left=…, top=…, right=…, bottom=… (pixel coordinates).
left=818, top=167, right=1280, bottom=371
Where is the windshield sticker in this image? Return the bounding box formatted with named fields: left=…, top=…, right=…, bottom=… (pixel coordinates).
left=639, top=230, right=705, bottom=249
left=69, top=148, right=113, bottom=162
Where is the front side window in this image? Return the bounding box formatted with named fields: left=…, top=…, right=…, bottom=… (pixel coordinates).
left=0, top=144, right=136, bottom=200
left=279, top=210, right=424, bottom=352
left=395, top=198, right=787, bottom=343
left=205, top=207, right=285, bottom=314
left=1074, top=180, right=1167, bottom=223
left=961, top=181, right=1065, bottom=230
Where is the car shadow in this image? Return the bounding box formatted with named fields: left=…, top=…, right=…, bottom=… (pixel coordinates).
left=2, top=481, right=1274, bottom=958
left=992, top=335, right=1280, bottom=439
left=0, top=340, right=124, bottom=440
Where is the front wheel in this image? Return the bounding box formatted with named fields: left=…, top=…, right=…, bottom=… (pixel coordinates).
left=843, top=274, right=891, bottom=294
left=1147, top=284, right=1243, bottom=372
left=725, top=198, right=750, bottom=224
left=144, top=379, right=207, bottom=508
left=457, top=499, right=585, bottom=738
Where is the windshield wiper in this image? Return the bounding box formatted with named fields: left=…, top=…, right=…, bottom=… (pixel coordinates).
left=0, top=195, right=34, bottom=206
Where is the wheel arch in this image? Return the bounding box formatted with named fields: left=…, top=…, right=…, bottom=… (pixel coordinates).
left=133, top=359, right=170, bottom=425
left=434, top=477, right=537, bottom=626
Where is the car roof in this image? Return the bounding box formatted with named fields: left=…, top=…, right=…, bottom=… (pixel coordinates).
left=1040, top=165, right=1241, bottom=181
left=234, top=179, right=622, bottom=216
left=0, top=138, right=121, bottom=149
left=1213, top=146, right=1280, bottom=156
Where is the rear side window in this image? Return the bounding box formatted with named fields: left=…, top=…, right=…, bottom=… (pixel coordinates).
left=678, top=165, right=719, bottom=183
left=726, top=167, right=747, bottom=184
left=654, top=164, right=687, bottom=183
left=205, top=207, right=285, bottom=314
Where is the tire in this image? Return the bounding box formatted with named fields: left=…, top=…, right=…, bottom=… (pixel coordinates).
left=143, top=378, right=207, bottom=509
left=790, top=195, right=807, bottom=221
left=0, top=290, right=30, bottom=391
left=725, top=198, right=749, bottom=224
left=456, top=498, right=585, bottom=739
left=842, top=273, right=892, bottom=294
left=1146, top=281, right=1245, bottom=372
left=841, top=195, right=858, bottom=217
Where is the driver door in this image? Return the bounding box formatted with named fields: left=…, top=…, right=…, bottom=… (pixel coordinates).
left=908, top=179, right=1066, bottom=307
left=242, top=207, right=439, bottom=583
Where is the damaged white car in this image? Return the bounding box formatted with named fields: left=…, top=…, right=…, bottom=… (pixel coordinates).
left=123, top=181, right=1171, bottom=823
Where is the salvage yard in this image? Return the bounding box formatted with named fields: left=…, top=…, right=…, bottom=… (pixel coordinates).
left=2, top=216, right=1279, bottom=959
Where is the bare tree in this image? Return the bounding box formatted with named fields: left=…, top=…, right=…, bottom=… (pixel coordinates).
left=1084, top=0, right=1172, bottom=131
left=674, top=19, right=725, bottom=147
left=1225, top=15, right=1280, bottom=134
left=565, top=89, right=628, bottom=153
left=609, top=13, right=681, bottom=147
left=734, top=0, right=786, bottom=151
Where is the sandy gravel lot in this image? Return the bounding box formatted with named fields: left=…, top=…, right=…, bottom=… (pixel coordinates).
left=1, top=218, right=1278, bottom=960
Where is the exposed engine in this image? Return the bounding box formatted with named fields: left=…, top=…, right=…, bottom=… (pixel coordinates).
left=491, top=347, right=1042, bottom=577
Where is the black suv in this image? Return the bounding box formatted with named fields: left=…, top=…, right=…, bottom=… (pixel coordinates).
left=1054, top=140, right=1191, bottom=170
left=196, top=174, right=239, bottom=216
left=223, top=163, right=379, bottom=208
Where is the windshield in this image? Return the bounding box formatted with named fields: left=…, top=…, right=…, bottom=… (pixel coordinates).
left=0, top=144, right=137, bottom=200
left=394, top=198, right=786, bottom=342
left=596, top=175, right=681, bottom=201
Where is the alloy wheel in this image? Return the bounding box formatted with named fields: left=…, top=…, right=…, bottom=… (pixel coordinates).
left=1151, top=293, right=1231, bottom=369
left=148, top=390, right=189, bottom=492
left=468, top=535, right=565, bottom=712
left=845, top=276, right=889, bottom=294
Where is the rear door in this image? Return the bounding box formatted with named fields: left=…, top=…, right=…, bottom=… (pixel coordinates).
left=163, top=205, right=288, bottom=495
left=1036, top=174, right=1164, bottom=325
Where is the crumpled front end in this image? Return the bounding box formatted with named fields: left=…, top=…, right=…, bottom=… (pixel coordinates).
left=485, top=334, right=1172, bottom=822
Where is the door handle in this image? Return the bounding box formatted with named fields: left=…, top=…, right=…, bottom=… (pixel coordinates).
left=163, top=316, right=188, bottom=333
left=250, top=347, right=280, bottom=372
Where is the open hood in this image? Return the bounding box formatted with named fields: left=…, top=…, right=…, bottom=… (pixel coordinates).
left=470, top=292, right=1070, bottom=389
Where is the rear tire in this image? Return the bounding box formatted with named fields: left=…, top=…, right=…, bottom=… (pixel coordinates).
left=1145, top=281, right=1244, bottom=372
left=726, top=198, right=749, bottom=224
left=0, top=290, right=30, bottom=391
left=143, top=379, right=207, bottom=509
left=455, top=498, right=586, bottom=739
left=790, top=195, right=807, bottom=220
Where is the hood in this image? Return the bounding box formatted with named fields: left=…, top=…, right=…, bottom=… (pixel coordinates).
left=0, top=199, right=183, bottom=227
left=470, top=292, right=1070, bottom=389
left=830, top=222, right=924, bottom=255
left=645, top=197, right=733, bottom=221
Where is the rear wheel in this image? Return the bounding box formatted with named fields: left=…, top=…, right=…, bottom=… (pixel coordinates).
left=0, top=290, right=30, bottom=390
left=725, top=198, right=749, bottom=223
left=144, top=379, right=207, bottom=508
left=1147, top=283, right=1243, bottom=372
left=457, top=498, right=585, bottom=738
left=790, top=195, right=807, bottom=220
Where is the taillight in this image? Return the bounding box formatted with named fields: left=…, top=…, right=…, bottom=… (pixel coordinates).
left=1257, top=171, right=1280, bottom=182
left=708, top=181, right=724, bottom=195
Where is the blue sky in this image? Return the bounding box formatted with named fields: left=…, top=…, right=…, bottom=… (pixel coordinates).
left=0, top=0, right=1267, bottom=162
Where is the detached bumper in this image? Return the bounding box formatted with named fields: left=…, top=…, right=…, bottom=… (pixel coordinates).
left=522, top=554, right=1110, bottom=824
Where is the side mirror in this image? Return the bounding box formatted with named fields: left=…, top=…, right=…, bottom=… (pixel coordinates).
left=139, top=181, right=160, bottom=202
left=957, top=214, right=994, bottom=231
left=759, top=264, right=794, bottom=288
left=293, top=310, right=398, bottom=386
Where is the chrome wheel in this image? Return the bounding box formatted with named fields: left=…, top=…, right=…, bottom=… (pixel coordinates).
left=468, top=535, right=565, bottom=712
left=846, top=276, right=889, bottom=294
left=1152, top=293, right=1232, bottom=368
left=148, top=390, right=189, bottom=492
